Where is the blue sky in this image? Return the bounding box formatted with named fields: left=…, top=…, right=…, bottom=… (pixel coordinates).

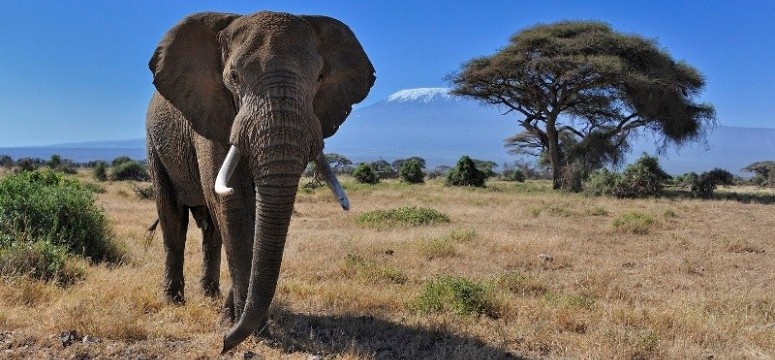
left=0, top=1, right=772, bottom=146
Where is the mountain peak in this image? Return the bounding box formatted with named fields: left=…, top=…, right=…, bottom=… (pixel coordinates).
left=386, top=87, right=456, bottom=103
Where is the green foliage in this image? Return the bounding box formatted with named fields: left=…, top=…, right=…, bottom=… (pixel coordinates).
left=352, top=163, right=380, bottom=184
left=0, top=170, right=125, bottom=283
left=325, top=153, right=353, bottom=174
left=472, top=159, right=498, bottom=178
left=446, top=156, right=486, bottom=187
left=47, top=154, right=62, bottom=169
left=111, top=156, right=134, bottom=167
left=694, top=168, right=734, bottom=198
left=110, top=161, right=149, bottom=181
left=584, top=169, right=621, bottom=196
left=399, top=159, right=425, bottom=184
left=584, top=155, right=671, bottom=198
left=742, top=161, right=775, bottom=187
left=0, top=170, right=124, bottom=262
left=414, top=276, right=499, bottom=318
left=93, top=161, right=108, bottom=182
left=356, top=206, right=450, bottom=228
left=674, top=172, right=699, bottom=190
left=0, top=241, right=84, bottom=285
left=15, top=157, right=43, bottom=172
left=427, top=165, right=451, bottom=180
left=370, top=160, right=396, bottom=179
left=342, top=254, right=407, bottom=284
left=612, top=211, right=656, bottom=235
left=502, top=168, right=525, bottom=182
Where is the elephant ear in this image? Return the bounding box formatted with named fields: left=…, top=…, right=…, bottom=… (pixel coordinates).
left=149, top=12, right=240, bottom=142
left=302, top=15, right=376, bottom=138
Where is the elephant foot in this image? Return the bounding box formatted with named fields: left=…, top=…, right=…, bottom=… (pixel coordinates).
left=164, top=285, right=186, bottom=305
left=219, top=290, right=236, bottom=327
left=201, top=279, right=221, bottom=299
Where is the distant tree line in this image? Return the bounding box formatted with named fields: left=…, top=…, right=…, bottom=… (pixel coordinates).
left=0, top=154, right=149, bottom=182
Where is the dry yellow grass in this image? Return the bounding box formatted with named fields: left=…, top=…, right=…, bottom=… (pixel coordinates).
left=1, top=173, right=773, bottom=359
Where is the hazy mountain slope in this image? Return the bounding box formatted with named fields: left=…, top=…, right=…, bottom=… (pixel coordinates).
left=1, top=88, right=772, bottom=174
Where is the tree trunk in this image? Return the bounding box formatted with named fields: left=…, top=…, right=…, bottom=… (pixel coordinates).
left=546, top=118, right=562, bottom=190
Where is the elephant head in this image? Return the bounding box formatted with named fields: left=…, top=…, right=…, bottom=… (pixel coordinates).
left=148, top=11, right=374, bottom=352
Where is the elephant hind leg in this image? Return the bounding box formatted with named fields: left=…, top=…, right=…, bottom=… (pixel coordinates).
left=191, top=206, right=221, bottom=298
left=149, top=149, right=189, bottom=304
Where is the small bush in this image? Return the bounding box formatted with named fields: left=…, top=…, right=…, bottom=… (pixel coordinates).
left=0, top=170, right=125, bottom=265
left=110, top=161, right=149, bottom=181
left=0, top=241, right=84, bottom=285
left=612, top=211, right=656, bottom=235
left=93, top=161, right=108, bottom=182
left=417, top=237, right=456, bottom=260
left=111, top=156, right=134, bottom=167
left=399, top=159, right=425, bottom=184
left=502, top=168, right=526, bottom=182
left=352, top=163, right=379, bottom=184
left=584, top=169, right=621, bottom=196
left=446, top=156, right=486, bottom=187
left=357, top=206, right=450, bottom=228
left=615, top=154, right=670, bottom=198
left=694, top=168, right=734, bottom=199
left=414, top=276, right=499, bottom=318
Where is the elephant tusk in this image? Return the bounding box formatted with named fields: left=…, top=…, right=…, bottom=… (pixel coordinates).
left=314, top=151, right=350, bottom=211
left=215, top=146, right=240, bottom=195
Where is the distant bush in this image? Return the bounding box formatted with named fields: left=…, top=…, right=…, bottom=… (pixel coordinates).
left=111, top=156, right=134, bottom=167
left=133, top=183, right=155, bottom=200
left=413, top=276, right=499, bottom=318
left=370, top=160, right=396, bottom=180
left=585, top=154, right=670, bottom=198
left=0, top=170, right=125, bottom=283
left=0, top=155, right=13, bottom=169
left=357, top=206, right=449, bottom=228
left=614, top=154, right=670, bottom=198
left=93, top=161, right=108, bottom=181
left=427, top=165, right=451, bottom=180
left=446, top=156, right=486, bottom=187
left=501, top=168, right=525, bottom=182
left=674, top=172, right=699, bottom=190
left=694, top=168, right=734, bottom=199
left=399, top=159, right=425, bottom=184
left=352, top=163, right=379, bottom=184
left=110, top=161, right=149, bottom=181
left=584, top=169, right=621, bottom=196
left=15, top=157, right=43, bottom=172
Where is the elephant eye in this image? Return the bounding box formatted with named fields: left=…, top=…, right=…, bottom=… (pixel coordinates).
left=317, top=73, right=324, bottom=82
left=229, top=69, right=241, bottom=85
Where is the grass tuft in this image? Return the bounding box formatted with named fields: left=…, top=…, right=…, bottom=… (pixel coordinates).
left=342, top=254, right=408, bottom=284
left=356, top=206, right=450, bottom=229
left=611, top=211, right=656, bottom=235
left=413, top=276, right=499, bottom=318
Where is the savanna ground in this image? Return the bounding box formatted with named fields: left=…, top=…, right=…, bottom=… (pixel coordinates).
left=1, top=169, right=773, bottom=359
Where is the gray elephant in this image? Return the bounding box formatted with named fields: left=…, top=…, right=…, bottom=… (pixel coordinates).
left=145, top=11, right=375, bottom=352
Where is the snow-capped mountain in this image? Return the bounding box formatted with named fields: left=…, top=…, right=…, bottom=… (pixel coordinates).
left=385, top=87, right=458, bottom=103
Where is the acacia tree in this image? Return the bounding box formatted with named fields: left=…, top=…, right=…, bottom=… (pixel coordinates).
left=450, top=21, right=715, bottom=190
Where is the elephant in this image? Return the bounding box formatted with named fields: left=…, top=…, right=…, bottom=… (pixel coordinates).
left=145, top=11, right=375, bottom=352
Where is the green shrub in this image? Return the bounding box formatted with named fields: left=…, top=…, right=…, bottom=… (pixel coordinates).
left=0, top=170, right=125, bottom=265
left=352, top=163, right=379, bottom=184
left=93, top=161, right=108, bottom=182
left=399, top=159, right=425, bottom=184
left=446, top=155, right=486, bottom=187
left=357, top=206, right=450, bottom=228
left=612, top=211, right=656, bottom=235
left=614, top=154, right=670, bottom=198
left=133, top=183, right=155, bottom=200
left=414, top=276, right=499, bottom=318
left=111, top=156, right=134, bottom=167
left=502, top=168, right=526, bottom=182
left=584, top=169, right=621, bottom=196
left=110, top=161, right=149, bottom=181
left=0, top=240, right=84, bottom=285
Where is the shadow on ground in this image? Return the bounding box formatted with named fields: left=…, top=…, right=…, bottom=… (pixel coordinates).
left=261, top=307, right=528, bottom=360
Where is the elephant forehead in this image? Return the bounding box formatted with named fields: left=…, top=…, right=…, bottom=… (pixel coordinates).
left=228, top=11, right=315, bottom=44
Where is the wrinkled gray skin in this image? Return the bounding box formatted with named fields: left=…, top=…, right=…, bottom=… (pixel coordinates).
left=145, top=11, right=374, bottom=352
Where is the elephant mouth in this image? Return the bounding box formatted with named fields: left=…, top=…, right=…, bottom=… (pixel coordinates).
left=214, top=145, right=350, bottom=210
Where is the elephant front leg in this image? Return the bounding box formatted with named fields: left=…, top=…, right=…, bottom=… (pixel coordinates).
left=191, top=206, right=222, bottom=298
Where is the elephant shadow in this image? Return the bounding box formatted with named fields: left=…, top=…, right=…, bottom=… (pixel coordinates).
left=261, top=306, right=528, bottom=360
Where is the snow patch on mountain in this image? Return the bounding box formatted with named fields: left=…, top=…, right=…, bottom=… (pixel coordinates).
left=386, top=87, right=456, bottom=103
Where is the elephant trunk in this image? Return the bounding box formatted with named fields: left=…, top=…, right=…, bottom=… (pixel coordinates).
left=221, top=105, right=316, bottom=353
